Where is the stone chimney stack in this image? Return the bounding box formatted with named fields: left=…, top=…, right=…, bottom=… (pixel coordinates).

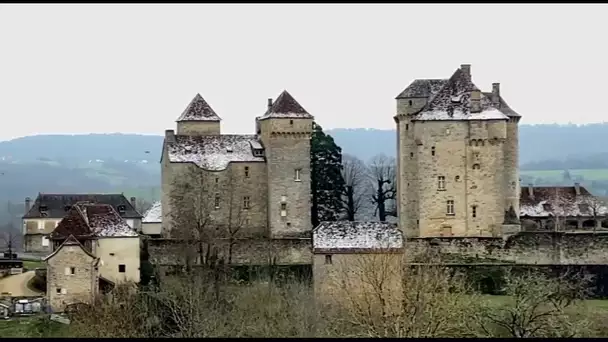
left=528, top=184, right=534, bottom=199
left=267, top=98, right=273, bottom=111
left=492, top=83, right=500, bottom=106
left=460, top=64, right=471, bottom=80
left=470, top=90, right=481, bottom=113
left=165, top=129, right=176, bottom=143
left=130, top=197, right=137, bottom=211
left=24, top=197, right=31, bottom=215
left=574, top=182, right=581, bottom=196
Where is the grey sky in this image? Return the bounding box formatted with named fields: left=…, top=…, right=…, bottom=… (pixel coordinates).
left=0, top=4, right=606, bottom=141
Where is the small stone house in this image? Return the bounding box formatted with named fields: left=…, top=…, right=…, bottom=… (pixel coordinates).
left=44, top=235, right=100, bottom=313
left=520, top=183, right=608, bottom=231
left=22, top=193, right=143, bottom=253
left=48, top=202, right=141, bottom=285
left=141, top=201, right=162, bottom=238
left=312, top=221, right=404, bottom=303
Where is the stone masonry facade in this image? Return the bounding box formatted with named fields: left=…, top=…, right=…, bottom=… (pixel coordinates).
left=395, top=64, right=520, bottom=238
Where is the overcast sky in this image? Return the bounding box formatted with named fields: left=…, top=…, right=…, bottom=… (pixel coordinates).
left=0, top=4, right=606, bottom=141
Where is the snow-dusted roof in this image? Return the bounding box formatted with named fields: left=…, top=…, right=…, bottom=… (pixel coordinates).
left=520, top=185, right=608, bottom=218
left=313, top=221, right=403, bottom=253
left=142, top=201, right=161, bottom=223
left=396, top=79, right=447, bottom=99
left=50, top=202, right=138, bottom=240
left=167, top=134, right=265, bottom=171
left=176, top=93, right=221, bottom=122
left=258, top=90, right=314, bottom=120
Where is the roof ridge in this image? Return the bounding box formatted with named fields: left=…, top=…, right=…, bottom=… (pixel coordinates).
left=258, top=90, right=314, bottom=120
left=176, top=93, right=221, bottom=122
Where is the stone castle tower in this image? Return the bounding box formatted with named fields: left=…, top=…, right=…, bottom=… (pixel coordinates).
left=161, top=90, right=313, bottom=239
left=394, top=64, right=521, bottom=237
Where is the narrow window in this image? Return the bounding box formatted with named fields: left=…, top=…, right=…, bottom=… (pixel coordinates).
left=289, top=119, right=294, bottom=125
left=455, top=175, right=460, bottom=182
left=431, top=146, right=436, bottom=156
left=214, top=193, right=220, bottom=208
left=243, top=196, right=250, bottom=209
left=244, top=166, right=250, bottom=178
left=294, top=169, right=301, bottom=181
left=41, top=236, right=49, bottom=247
left=405, top=124, right=409, bottom=130
left=281, top=203, right=287, bottom=211
left=408, top=100, right=413, bottom=106
left=447, top=200, right=455, bottom=215
left=410, top=152, right=414, bottom=158
left=38, top=221, right=44, bottom=230
left=118, top=264, right=126, bottom=273
left=71, top=267, right=75, bottom=275
left=325, top=255, right=333, bottom=265
left=56, top=288, right=62, bottom=294
left=215, top=177, right=219, bottom=183
left=437, top=176, right=446, bottom=190
left=472, top=205, right=477, bottom=218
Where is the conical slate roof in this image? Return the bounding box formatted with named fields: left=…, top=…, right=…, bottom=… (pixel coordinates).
left=258, top=90, right=314, bottom=120
left=176, top=93, right=221, bottom=122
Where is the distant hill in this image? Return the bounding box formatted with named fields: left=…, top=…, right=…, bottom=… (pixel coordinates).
left=1, top=123, right=608, bottom=224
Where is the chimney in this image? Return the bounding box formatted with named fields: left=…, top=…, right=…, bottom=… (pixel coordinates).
left=574, top=182, right=581, bottom=196
left=267, top=98, right=273, bottom=111
left=130, top=197, right=137, bottom=211
left=492, top=83, right=500, bottom=106
left=528, top=184, right=534, bottom=199
left=165, top=129, right=175, bottom=143
left=24, top=197, right=31, bottom=215
left=460, top=64, right=471, bottom=79
left=470, top=90, right=481, bottom=113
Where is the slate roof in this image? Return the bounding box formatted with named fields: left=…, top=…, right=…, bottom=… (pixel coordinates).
left=44, top=235, right=99, bottom=262
left=520, top=185, right=608, bottom=217
left=397, top=65, right=520, bottom=121
left=142, top=201, right=161, bottom=223
left=50, top=202, right=138, bottom=240
left=176, top=93, right=221, bottom=122
left=167, top=134, right=265, bottom=171
left=258, top=90, right=314, bottom=120
left=313, top=221, right=403, bottom=253
left=23, top=194, right=142, bottom=219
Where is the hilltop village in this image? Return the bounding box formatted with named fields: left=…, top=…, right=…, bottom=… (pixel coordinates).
left=8, top=64, right=608, bottom=315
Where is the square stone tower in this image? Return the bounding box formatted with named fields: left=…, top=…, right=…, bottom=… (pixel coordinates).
left=394, top=64, right=521, bottom=237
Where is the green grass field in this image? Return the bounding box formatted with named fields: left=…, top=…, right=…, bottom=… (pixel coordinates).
left=0, top=317, right=68, bottom=337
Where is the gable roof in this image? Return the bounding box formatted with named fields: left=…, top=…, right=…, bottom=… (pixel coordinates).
left=23, top=193, right=142, bottom=219
left=44, top=235, right=98, bottom=262
left=258, top=90, right=314, bottom=120
left=396, top=79, right=448, bottom=99
left=167, top=134, right=265, bottom=171
left=176, top=93, right=221, bottom=122
left=520, top=185, right=608, bottom=217
left=313, top=221, right=403, bottom=253
left=50, top=202, right=138, bottom=240
left=142, top=201, right=162, bottom=223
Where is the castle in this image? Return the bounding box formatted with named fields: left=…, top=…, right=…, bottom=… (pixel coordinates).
left=160, top=90, right=314, bottom=240
left=394, top=64, right=521, bottom=238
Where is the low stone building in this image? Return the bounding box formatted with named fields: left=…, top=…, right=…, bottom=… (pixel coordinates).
left=141, top=201, right=161, bottom=238
left=44, top=235, right=100, bottom=313
left=312, top=221, right=404, bottom=303
left=22, top=194, right=143, bottom=253
left=48, top=202, right=141, bottom=285
left=520, top=183, right=608, bottom=231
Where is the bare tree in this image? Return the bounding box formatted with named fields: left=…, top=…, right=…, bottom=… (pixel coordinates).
left=368, top=155, right=397, bottom=221
left=225, top=172, right=256, bottom=265
left=136, top=198, right=154, bottom=215
left=581, top=196, right=607, bottom=232
left=0, top=223, right=20, bottom=258
left=340, top=154, right=369, bottom=221
left=169, top=166, right=218, bottom=273
left=469, top=269, right=591, bottom=338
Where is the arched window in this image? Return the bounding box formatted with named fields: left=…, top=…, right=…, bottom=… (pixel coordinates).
left=473, top=163, right=480, bottom=170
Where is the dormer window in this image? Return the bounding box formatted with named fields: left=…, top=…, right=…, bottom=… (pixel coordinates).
left=226, top=146, right=233, bottom=153
left=39, top=205, right=48, bottom=212
left=64, top=205, right=71, bottom=212
left=542, top=203, right=552, bottom=211
left=117, top=205, right=126, bottom=213
left=184, top=146, right=192, bottom=154
left=253, top=149, right=264, bottom=157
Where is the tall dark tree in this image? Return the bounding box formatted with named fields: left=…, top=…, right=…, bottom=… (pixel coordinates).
left=311, top=122, right=345, bottom=228
left=369, top=154, right=397, bottom=221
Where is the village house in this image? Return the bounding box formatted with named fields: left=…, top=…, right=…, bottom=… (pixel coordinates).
left=520, top=183, right=608, bottom=231
left=141, top=201, right=162, bottom=238
left=47, top=202, right=141, bottom=286
left=312, top=221, right=403, bottom=303
left=22, top=194, right=143, bottom=253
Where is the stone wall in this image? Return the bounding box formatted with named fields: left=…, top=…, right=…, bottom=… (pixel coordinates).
left=409, top=231, right=608, bottom=265
left=24, top=234, right=51, bottom=254
left=147, top=237, right=312, bottom=266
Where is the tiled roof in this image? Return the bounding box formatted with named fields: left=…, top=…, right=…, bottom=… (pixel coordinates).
left=176, top=93, right=221, bottom=122
left=167, top=134, right=265, bottom=171
left=142, top=201, right=161, bottom=223
left=313, top=221, right=403, bottom=252
left=520, top=185, right=608, bottom=217
left=258, top=90, right=314, bottom=120
left=23, top=193, right=142, bottom=219
left=396, top=79, right=448, bottom=99
left=50, top=202, right=138, bottom=240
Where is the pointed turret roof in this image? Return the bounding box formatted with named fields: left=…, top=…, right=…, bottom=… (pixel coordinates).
left=176, top=93, right=221, bottom=122
left=258, top=90, right=314, bottom=120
